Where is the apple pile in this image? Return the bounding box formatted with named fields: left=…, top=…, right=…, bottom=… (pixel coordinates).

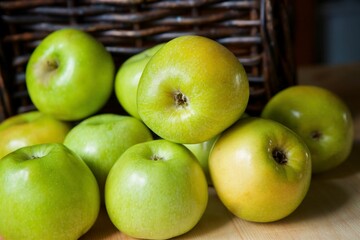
left=0, top=28, right=354, bottom=240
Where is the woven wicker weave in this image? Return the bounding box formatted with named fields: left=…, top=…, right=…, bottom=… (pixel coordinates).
left=0, top=0, right=296, bottom=122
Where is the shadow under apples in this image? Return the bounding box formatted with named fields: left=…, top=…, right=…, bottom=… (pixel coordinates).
left=275, top=180, right=349, bottom=224
left=81, top=187, right=233, bottom=240
left=174, top=187, right=233, bottom=239
left=80, top=206, right=120, bottom=240
left=313, top=140, right=360, bottom=180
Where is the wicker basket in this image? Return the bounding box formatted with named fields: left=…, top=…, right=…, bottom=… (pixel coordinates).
left=0, top=0, right=296, bottom=122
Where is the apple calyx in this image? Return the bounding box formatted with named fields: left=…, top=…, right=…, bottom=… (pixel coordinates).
left=150, top=154, right=164, bottom=161
left=310, top=130, right=323, bottom=141
left=23, top=145, right=52, bottom=161
left=28, top=150, right=48, bottom=160
left=272, top=148, right=288, bottom=165
left=174, top=91, right=189, bottom=108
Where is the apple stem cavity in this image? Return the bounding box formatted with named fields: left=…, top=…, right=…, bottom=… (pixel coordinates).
left=46, top=59, right=59, bottom=72
left=272, top=148, right=288, bottom=165
left=174, top=91, right=189, bottom=108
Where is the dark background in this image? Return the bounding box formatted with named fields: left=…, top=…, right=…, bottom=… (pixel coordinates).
left=294, top=0, right=360, bottom=66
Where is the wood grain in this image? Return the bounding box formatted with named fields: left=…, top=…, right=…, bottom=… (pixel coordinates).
left=80, top=63, right=360, bottom=239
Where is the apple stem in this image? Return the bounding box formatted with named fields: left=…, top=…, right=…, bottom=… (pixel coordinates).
left=272, top=148, right=288, bottom=165
left=174, top=91, right=189, bottom=108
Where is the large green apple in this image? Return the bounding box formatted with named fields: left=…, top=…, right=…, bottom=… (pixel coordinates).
left=209, top=117, right=312, bottom=222
left=63, top=113, right=153, bottom=199
left=137, top=35, right=249, bottom=144
left=115, top=43, right=165, bottom=119
left=105, top=139, right=208, bottom=239
left=261, top=85, right=354, bottom=173
left=0, top=111, right=71, bottom=158
left=0, top=143, right=100, bottom=240
left=26, top=28, right=115, bottom=121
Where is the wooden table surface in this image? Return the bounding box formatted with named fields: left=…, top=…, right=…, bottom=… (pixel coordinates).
left=81, top=63, right=360, bottom=240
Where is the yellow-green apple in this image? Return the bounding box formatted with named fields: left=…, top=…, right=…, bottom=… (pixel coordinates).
left=261, top=85, right=354, bottom=173
left=183, top=134, right=219, bottom=185
left=115, top=44, right=165, bottom=119
left=137, top=35, right=249, bottom=144
left=209, top=117, right=311, bottom=222
left=0, top=143, right=100, bottom=240
left=25, top=28, right=115, bottom=121
left=0, top=111, right=71, bottom=158
left=105, top=139, right=208, bottom=239
left=64, top=113, right=153, bottom=200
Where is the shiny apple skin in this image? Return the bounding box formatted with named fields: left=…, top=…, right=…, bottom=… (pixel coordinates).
left=105, top=139, right=208, bottom=239
left=261, top=85, right=354, bottom=173
left=209, top=118, right=312, bottom=222
left=0, top=143, right=100, bottom=240
left=26, top=28, right=115, bottom=121
left=137, top=35, right=249, bottom=144
left=0, top=111, right=71, bottom=158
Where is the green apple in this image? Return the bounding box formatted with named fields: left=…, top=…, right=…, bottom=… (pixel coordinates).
left=209, top=117, right=312, bottom=222
left=137, top=35, right=249, bottom=144
left=183, top=134, right=219, bottom=185
left=115, top=43, right=165, bottom=119
left=261, top=85, right=354, bottom=173
left=0, top=143, right=100, bottom=240
left=105, top=139, right=208, bottom=239
left=26, top=28, right=115, bottom=121
left=0, top=111, right=71, bottom=158
left=63, top=113, right=153, bottom=199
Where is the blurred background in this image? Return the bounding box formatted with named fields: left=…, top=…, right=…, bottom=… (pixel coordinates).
left=295, top=0, right=360, bottom=66
left=294, top=0, right=360, bottom=141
